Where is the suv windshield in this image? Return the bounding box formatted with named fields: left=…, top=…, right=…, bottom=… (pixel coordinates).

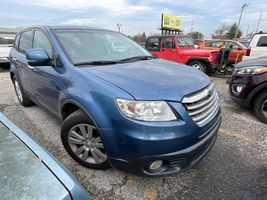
left=176, top=37, right=194, bottom=46
left=53, top=29, right=152, bottom=65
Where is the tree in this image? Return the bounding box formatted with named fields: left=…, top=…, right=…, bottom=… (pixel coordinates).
left=188, top=32, right=204, bottom=40
left=226, top=23, right=242, bottom=39
left=213, top=24, right=229, bottom=39
left=132, top=32, right=147, bottom=42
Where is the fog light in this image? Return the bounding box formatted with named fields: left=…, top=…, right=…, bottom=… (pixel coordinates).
left=149, top=160, right=163, bottom=171
left=236, top=86, right=244, bottom=93
left=231, top=84, right=245, bottom=95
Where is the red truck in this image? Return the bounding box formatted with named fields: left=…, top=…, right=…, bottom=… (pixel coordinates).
left=145, top=35, right=219, bottom=73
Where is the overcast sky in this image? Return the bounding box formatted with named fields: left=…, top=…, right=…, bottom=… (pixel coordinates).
left=0, top=0, right=266, bottom=37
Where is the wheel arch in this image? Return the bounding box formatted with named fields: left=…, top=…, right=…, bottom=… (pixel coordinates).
left=186, top=58, right=209, bottom=65
left=248, top=82, right=267, bottom=108
left=60, top=99, right=104, bottom=130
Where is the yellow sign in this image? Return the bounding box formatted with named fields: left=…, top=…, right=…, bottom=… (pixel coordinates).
left=161, top=13, right=182, bottom=30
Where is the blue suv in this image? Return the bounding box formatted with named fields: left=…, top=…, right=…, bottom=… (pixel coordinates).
left=10, top=26, right=221, bottom=176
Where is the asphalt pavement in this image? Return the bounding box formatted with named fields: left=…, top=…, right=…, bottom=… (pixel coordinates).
left=0, top=69, right=266, bottom=200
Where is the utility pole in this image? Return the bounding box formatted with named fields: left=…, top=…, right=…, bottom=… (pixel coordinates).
left=246, top=24, right=249, bottom=37
left=256, top=11, right=262, bottom=33
left=234, top=3, right=249, bottom=39
left=190, top=19, right=193, bottom=36
left=117, top=24, right=122, bottom=33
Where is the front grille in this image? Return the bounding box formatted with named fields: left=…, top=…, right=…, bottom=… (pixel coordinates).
left=182, top=83, right=219, bottom=125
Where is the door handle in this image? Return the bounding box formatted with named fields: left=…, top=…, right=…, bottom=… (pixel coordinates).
left=11, top=57, right=17, bottom=62
left=162, top=49, right=165, bottom=52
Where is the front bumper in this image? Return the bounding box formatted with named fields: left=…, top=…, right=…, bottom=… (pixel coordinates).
left=108, top=115, right=221, bottom=176
left=228, top=73, right=267, bottom=108
left=0, top=57, right=9, bottom=64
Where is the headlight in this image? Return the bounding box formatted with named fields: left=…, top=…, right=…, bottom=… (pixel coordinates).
left=116, top=98, right=177, bottom=121
left=235, top=66, right=267, bottom=75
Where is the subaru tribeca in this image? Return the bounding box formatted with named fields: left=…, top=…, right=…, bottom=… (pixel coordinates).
left=9, top=26, right=221, bottom=176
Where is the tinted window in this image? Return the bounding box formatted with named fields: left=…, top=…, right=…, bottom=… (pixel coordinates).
left=257, top=36, right=267, bottom=47
left=19, top=31, right=32, bottom=53
left=33, top=30, right=52, bottom=58
left=205, top=42, right=212, bottom=47
left=146, top=37, right=160, bottom=51
left=211, top=41, right=224, bottom=47
left=225, top=42, right=239, bottom=49
left=162, top=38, right=175, bottom=48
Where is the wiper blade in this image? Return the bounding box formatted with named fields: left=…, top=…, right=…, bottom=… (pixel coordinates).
left=74, top=60, right=119, bottom=66
left=118, top=55, right=156, bottom=62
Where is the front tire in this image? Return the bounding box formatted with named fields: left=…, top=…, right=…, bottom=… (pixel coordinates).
left=61, top=109, right=110, bottom=169
left=253, top=91, right=267, bottom=124
left=188, top=61, right=207, bottom=73
left=12, top=77, right=34, bottom=107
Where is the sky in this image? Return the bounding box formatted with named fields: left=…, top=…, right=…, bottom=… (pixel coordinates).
left=0, top=0, right=266, bottom=38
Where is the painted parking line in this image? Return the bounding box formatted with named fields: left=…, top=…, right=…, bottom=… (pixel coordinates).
left=219, top=128, right=257, bottom=143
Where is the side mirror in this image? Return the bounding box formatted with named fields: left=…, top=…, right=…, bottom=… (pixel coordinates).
left=26, top=49, right=51, bottom=66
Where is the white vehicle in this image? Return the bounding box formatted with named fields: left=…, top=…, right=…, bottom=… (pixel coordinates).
left=243, top=33, right=267, bottom=60
left=0, top=37, right=14, bottom=64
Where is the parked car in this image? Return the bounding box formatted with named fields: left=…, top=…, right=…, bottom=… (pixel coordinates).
left=0, top=37, right=14, bottom=66
left=239, top=38, right=250, bottom=48
left=229, top=57, right=267, bottom=124
left=10, top=26, right=221, bottom=176
left=199, top=39, right=247, bottom=64
left=145, top=35, right=219, bottom=73
left=0, top=112, right=89, bottom=199
left=243, top=32, right=267, bottom=60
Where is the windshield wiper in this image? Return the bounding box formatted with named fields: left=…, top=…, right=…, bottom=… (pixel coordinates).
left=74, top=60, right=119, bottom=66
left=118, top=55, right=156, bottom=62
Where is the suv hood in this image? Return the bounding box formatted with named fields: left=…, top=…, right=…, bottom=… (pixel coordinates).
left=79, top=59, right=211, bottom=101
left=236, top=56, right=267, bottom=68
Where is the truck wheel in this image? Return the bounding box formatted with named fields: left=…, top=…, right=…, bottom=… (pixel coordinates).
left=61, top=109, right=110, bottom=169
left=253, top=91, right=267, bottom=124
left=12, top=76, right=34, bottom=107
left=188, top=61, right=207, bottom=73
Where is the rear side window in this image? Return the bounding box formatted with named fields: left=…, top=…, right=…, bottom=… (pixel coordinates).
left=146, top=38, right=160, bottom=51
left=205, top=42, right=212, bottom=47
left=256, top=36, right=267, bottom=47
left=33, top=30, right=52, bottom=58
left=224, top=42, right=239, bottom=49
left=162, top=38, right=175, bottom=48
left=19, top=31, right=32, bottom=53
left=211, top=41, right=224, bottom=47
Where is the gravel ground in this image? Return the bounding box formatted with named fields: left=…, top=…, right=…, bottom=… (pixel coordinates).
left=0, top=69, right=266, bottom=200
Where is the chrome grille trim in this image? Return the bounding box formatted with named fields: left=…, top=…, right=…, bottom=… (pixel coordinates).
left=182, top=83, right=214, bottom=103
left=182, top=83, right=219, bottom=125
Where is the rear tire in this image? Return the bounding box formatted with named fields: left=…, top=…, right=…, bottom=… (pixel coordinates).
left=12, top=76, right=34, bottom=107
left=253, top=91, right=267, bottom=124
left=188, top=61, right=207, bottom=73
left=61, top=109, right=110, bottom=169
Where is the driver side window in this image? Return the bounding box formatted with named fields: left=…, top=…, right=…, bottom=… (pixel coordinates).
left=33, top=30, right=53, bottom=58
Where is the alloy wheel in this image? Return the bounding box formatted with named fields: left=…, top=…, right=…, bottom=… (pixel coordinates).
left=68, top=123, right=107, bottom=164
left=191, top=63, right=203, bottom=71
left=14, top=80, right=23, bottom=103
